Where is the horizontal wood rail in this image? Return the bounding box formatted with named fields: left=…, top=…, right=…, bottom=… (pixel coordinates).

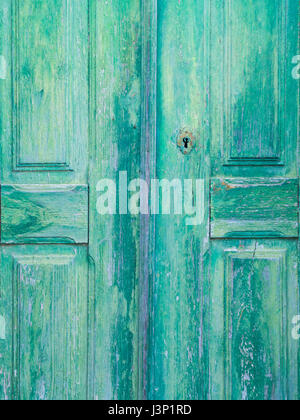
left=1, top=185, right=89, bottom=244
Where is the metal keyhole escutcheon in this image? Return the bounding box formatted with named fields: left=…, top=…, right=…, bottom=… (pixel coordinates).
left=177, top=130, right=195, bottom=155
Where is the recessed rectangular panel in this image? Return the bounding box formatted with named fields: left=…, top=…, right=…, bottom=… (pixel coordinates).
left=225, top=249, right=287, bottom=400
left=210, top=178, right=299, bottom=238
left=12, top=0, right=88, bottom=171
left=210, top=240, right=299, bottom=401
left=224, top=0, right=286, bottom=165
left=8, top=247, right=88, bottom=400
left=1, top=185, right=89, bottom=244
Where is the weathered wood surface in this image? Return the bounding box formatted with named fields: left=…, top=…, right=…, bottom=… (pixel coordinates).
left=209, top=0, right=299, bottom=401
left=1, top=185, right=89, bottom=244
left=88, top=0, right=141, bottom=400
left=0, top=0, right=90, bottom=401
left=0, top=0, right=299, bottom=401
left=211, top=178, right=299, bottom=238
left=145, top=0, right=210, bottom=400
left=210, top=240, right=299, bottom=400
left=12, top=0, right=89, bottom=172
left=0, top=246, right=88, bottom=400
left=0, top=0, right=89, bottom=184
left=210, top=0, right=299, bottom=177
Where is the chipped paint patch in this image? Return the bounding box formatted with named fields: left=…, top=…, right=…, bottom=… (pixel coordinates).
left=0, top=316, right=6, bottom=340
left=0, top=56, right=7, bottom=80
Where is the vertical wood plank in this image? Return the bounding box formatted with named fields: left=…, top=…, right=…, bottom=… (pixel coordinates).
left=89, top=0, right=142, bottom=400
left=139, top=0, right=157, bottom=400
left=146, top=0, right=210, bottom=400
left=297, top=0, right=300, bottom=401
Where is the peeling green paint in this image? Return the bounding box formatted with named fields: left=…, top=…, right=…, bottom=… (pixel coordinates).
left=0, top=55, right=6, bottom=79
left=0, top=0, right=299, bottom=401
left=0, top=316, right=6, bottom=340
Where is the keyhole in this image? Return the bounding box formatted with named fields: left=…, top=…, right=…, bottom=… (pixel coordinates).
left=183, top=137, right=190, bottom=149
left=176, top=130, right=195, bottom=155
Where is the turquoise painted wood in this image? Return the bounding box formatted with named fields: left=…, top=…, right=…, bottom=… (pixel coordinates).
left=88, top=0, right=142, bottom=400
left=145, top=0, right=210, bottom=400
left=1, top=185, right=88, bottom=244
left=210, top=240, right=299, bottom=400
left=208, top=0, right=300, bottom=401
left=0, top=0, right=299, bottom=401
left=0, top=0, right=90, bottom=401
left=0, top=246, right=88, bottom=400
left=146, top=0, right=299, bottom=400
left=211, top=178, right=299, bottom=238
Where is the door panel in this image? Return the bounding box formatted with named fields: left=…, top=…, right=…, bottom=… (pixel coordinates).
left=210, top=240, right=298, bottom=400
left=0, top=246, right=88, bottom=400
left=0, top=0, right=89, bottom=184
left=224, top=0, right=286, bottom=165
left=211, top=0, right=298, bottom=177
left=211, top=178, right=299, bottom=238
left=1, top=185, right=88, bottom=244
left=147, top=0, right=299, bottom=401
left=11, top=0, right=88, bottom=172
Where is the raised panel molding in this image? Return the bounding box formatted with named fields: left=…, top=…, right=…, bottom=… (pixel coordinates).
left=223, top=0, right=287, bottom=166
left=210, top=178, right=299, bottom=238
left=11, top=0, right=88, bottom=172
left=11, top=249, right=88, bottom=400
left=224, top=248, right=288, bottom=400
left=1, top=184, right=89, bottom=244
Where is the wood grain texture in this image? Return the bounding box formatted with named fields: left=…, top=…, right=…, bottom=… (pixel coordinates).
left=12, top=0, right=88, bottom=172
left=139, top=0, right=157, bottom=400
left=145, top=0, right=210, bottom=400
left=88, top=0, right=141, bottom=400
left=208, top=0, right=299, bottom=401
left=0, top=0, right=299, bottom=401
left=1, top=0, right=89, bottom=185
left=0, top=0, right=90, bottom=401
left=224, top=0, right=286, bottom=165
left=209, top=241, right=299, bottom=400
left=1, top=185, right=88, bottom=244
left=0, top=246, right=88, bottom=400
left=210, top=0, right=298, bottom=177
left=211, top=178, right=299, bottom=238
left=225, top=248, right=287, bottom=400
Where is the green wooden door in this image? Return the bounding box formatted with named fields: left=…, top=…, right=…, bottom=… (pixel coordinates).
left=146, top=0, right=299, bottom=401
left=142, top=0, right=300, bottom=400
left=0, top=0, right=299, bottom=401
